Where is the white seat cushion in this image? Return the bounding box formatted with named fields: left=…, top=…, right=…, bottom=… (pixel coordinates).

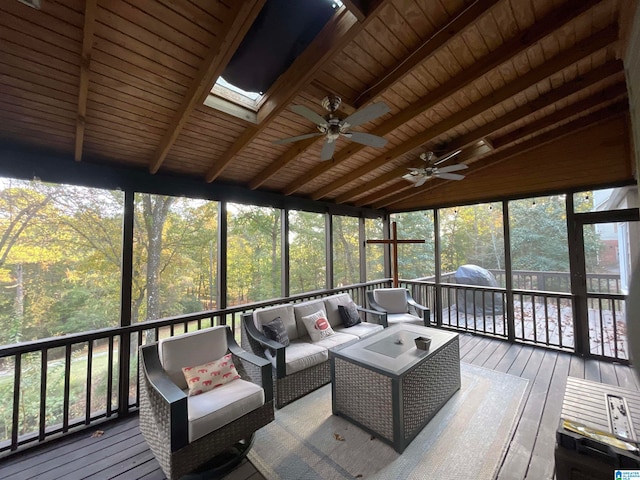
left=388, top=313, right=423, bottom=325
left=187, top=378, right=265, bottom=442
left=265, top=338, right=328, bottom=375
left=373, top=288, right=409, bottom=314
left=335, top=322, right=384, bottom=338
left=312, top=331, right=358, bottom=350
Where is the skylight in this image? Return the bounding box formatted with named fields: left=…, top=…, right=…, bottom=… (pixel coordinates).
left=206, top=0, right=342, bottom=121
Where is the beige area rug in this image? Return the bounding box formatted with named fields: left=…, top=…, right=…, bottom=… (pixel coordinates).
left=248, top=362, right=528, bottom=480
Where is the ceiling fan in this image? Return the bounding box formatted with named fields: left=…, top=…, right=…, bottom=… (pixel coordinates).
left=403, top=150, right=468, bottom=187
left=273, top=95, right=390, bottom=160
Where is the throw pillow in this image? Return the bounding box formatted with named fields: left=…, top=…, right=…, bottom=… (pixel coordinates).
left=338, top=301, right=361, bottom=327
left=301, top=310, right=335, bottom=342
left=261, top=316, right=290, bottom=347
left=182, top=353, right=240, bottom=396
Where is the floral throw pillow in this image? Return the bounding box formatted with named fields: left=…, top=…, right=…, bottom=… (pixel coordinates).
left=301, top=310, right=335, bottom=342
left=338, top=301, right=361, bottom=327
left=181, top=353, right=240, bottom=396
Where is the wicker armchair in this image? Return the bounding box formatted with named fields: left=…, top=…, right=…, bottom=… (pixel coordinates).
left=367, top=288, right=430, bottom=327
left=139, top=325, right=274, bottom=480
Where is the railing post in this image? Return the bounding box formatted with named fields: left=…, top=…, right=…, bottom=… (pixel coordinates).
left=118, top=190, right=134, bottom=415
left=434, top=209, right=442, bottom=327
left=503, top=201, right=515, bottom=342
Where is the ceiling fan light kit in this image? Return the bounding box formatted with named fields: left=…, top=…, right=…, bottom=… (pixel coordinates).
left=274, top=95, right=390, bottom=160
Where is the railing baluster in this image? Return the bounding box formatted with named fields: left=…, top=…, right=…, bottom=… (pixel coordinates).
left=12, top=353, right=21, bottom=451
left=63, top=344, right=71, bottom=433
left=107, top=336, right=114, bottom=417
left=556, top=297, right=562, bottom=349
left=612, top=298, right=618, bottom=359
left=85, top=341, right=93, bottom=425
left=39, top=349, right=47, bottom=442
left=599, top=298, right=605, bottom=356
left=544, top=298, right=549, bottom=346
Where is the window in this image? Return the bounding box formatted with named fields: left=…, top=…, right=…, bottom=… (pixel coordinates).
left=439, top=203, right=504, bottom=284
left=0, top=178, right=123, bottom=343
left=289, top=211, right=326, bottom=293
left=574, top=186, right=639, bottom=213
left=391, top=211, right=435, bottom=280
left=365, top=218, right=384, bottom=281
left=227, top=203, right=281, bottom=304
left=509, top=196, right=569, bottom=292
left=333, top=216, right=359, bottom=286
left=132, top=194, right=218, bottom=322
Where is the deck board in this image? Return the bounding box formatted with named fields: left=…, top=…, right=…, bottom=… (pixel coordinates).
left=0, top=334, right=637, bottom=480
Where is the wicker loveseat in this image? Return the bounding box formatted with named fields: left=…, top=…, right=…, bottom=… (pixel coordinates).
left=241, top=293, right=384, bottom=408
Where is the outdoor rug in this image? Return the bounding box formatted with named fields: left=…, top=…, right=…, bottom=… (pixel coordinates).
left=247, top=362, right=528, bottom=480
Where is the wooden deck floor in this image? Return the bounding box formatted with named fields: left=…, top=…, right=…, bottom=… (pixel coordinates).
left=0, top=333, right=638, bottom=480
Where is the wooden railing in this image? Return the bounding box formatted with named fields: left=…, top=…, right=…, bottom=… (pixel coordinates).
left=0, top=271, right=628, bottom=457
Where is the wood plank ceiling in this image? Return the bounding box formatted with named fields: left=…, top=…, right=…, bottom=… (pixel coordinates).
left=0, top=0, right=636, bottom=211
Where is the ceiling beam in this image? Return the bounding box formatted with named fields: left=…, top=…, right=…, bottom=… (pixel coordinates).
left=340, top=0, right=368, bottom=23
left=205, top=6, right=376, bottom=183
left=335, top=61, right=624, bottom=204
left=309, top=24, right=618, bottom=200
left=354, top=0, right=501, bottom=108
left=354, top=85, right=628, bottom=207
left=282, top=0, right=607, bottom=196
left=379, top=102, right=628, bottom=209
left=74, top=0, right=97, bottom=162
left=149, top=0, right=266, bottom=174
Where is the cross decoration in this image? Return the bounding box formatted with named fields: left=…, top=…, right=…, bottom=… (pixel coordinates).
left=366, top=221, right=425, bottom=287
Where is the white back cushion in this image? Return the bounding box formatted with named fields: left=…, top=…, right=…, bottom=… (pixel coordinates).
left=293, top=299, right=326, bottom=338
left=253, top=304, right=298, bottom=341
left=323, top=293, right=353, bottom=327
left=158, top=326, right=228, bottom=390
left=374, top=288, right=409, bottom=314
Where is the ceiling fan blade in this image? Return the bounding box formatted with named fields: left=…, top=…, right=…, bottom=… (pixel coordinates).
left=437, top=163, right=468, bottom=174
left=345, top=132, right=387, bottom=148
left=273, top=132, right=324, bottom=145
left=342, top=102, right=390, bottom=128
left=414, top=176, right=428, bottom=187
left=290, top=105, right=328, bottom=127
left=402, top=173, right=417, bottom=182
left=436, top=172, right=466, bottom=180
left=320, top=138, right=337, bottom=160
left=407, top=168, right=422, bottom=174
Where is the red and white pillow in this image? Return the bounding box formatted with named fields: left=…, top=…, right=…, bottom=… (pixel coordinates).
left=181, top=353, right=240, bottom=396
left=301, top=310, right=335, bottom=342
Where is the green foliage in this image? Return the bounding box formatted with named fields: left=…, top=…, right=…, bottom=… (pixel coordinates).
left=392, top=212, right=435, bottom=279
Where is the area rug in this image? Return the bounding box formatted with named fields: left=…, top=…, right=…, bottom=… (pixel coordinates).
left=247, top=362, right=528, bottom=480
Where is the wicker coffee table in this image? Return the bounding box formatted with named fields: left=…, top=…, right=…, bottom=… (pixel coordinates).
left=330, top=324, right=460, bottom=453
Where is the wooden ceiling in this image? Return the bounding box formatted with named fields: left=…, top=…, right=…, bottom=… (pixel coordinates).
left=0, top=0, right=637, bottom=212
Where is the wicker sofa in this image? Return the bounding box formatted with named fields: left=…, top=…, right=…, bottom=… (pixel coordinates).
left=241, top=293, right=385, bottom=408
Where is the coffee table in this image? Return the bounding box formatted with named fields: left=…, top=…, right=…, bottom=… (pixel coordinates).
left=330, top=324, right=460, bottom=453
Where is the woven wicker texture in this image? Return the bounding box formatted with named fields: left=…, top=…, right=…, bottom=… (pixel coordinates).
left=402, top=337, right=461, bottom=439
left=139, top=348, right=274, bottom=480
left=334, top=357, right=394, bottom=439
left=332, top=333, right=460, bottom=452
left=242, top=317, right=331, bottom=409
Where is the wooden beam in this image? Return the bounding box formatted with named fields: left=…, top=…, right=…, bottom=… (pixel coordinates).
left=335, top=63, right=624, bottom=204
left=74, top=0, right=97, bottom=162
left=205, top=6, right=366, bottom=182
left=341, top=0, right=368, bottom=23
left=354, top=0, right=502, bottom=108
left=309, top=24, right=618, bottom=200
left=379, top=102, right=628, bottom=209
left=149, top=0, right=266, bottom=174
left=282, top=0, right=607, bottom=196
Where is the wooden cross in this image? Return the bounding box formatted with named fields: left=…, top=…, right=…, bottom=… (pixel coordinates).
left=366, top=221, right=425, bottom=287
